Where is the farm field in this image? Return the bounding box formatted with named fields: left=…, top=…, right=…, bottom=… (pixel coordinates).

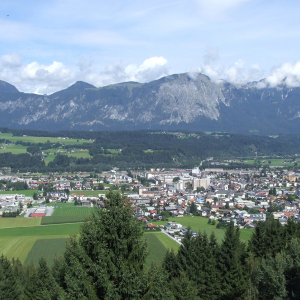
left=51, top=206, right=94, bottom=217
left=0, top=235, right=70, bottom=263
left=0, top=217, right=41, bottom=228
left=0, top=144, right=27, bottom=154
left=0, top=223, right=81, bottom=262
left=43, top=153, right=56, bottom=165
left=143, top=232, right=179, bottom=268
left=0, top=223, right=81, bottom=237
left=0, top=133, right=93, bottom=145
left=66, top=149, right=91, bottom=159
left=149, top=232, right=180, bottom=253
left=22, top=232, right=180, bottom=268
left=243, top=158, right=300, bottom=167
left=41, top=215, right=89, bottom=225
left=24, top=238, right=70, bottom=266
left=0, top=189, right=39, bottom=197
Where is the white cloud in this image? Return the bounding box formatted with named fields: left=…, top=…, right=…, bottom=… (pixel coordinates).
left=0, top=53, right=22, bottom=69
left=0, top=54, right=169, bottom=94
left=103, top=56, right=168, bottom=84
left=265, top=62, right=300, bottom=88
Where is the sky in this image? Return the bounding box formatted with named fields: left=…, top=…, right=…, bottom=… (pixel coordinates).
left=0, top=0, right=299, bottom=94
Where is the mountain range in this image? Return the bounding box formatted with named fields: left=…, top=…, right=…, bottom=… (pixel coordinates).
left=0, top=73, right=300, bottom=134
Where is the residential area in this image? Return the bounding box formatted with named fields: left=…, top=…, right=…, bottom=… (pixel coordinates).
left=0, top=165, right=299, bottom=226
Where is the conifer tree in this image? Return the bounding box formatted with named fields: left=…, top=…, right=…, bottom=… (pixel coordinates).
left=218, top=222, right=247, bottom=300
left=247, top=221, right=266, bottom=258
left=0, top=255, right=22, bottom=300
left=169, top=271, right=200, bottom=300
left=285, top=238, right=300, bottom=299
left=162, top=249, right=178, bottom=280
left=257, top=252, right=289, bottom=299
left=60, top=191, right=148, bottom=299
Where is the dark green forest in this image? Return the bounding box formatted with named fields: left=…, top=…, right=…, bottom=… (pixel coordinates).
left=1, top=128, right=300, bottom=172
left=0, top=192, right=299, bottom=299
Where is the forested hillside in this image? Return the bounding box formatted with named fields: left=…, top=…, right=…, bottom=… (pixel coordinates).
left=1, top=129, right=300, bottom=172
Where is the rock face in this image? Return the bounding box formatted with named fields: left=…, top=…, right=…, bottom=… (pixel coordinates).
left=0, top=73, right=300, bottom=134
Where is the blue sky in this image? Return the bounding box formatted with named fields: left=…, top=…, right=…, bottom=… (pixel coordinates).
left=0, top=0, right=299, bottom=94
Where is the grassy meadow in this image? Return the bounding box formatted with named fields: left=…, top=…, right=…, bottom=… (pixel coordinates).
left=0, top=133, right=93, bottom=145
left=24, top=238, right=70, bottom=266
left=0, top=217, right=41, bottom=228
left=143, top=232, right=180, bottom=268
left=0, top=189, right=39, bottom=197
left=154, top=216, right=253, bottom=243
left=51, top=206, right=94, bottom=217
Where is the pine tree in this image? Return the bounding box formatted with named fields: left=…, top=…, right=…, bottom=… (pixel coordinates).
left=0, top=255, right=22, bottom=300
left=61, top=191, right=148, bottom=299
left=257, top=252, right=289, bottom=299
left=169, top=271, right=200, bottom=300
left=247, top=221, right=266, bottom=258
left=143, top=267, right=174, bottom=300
left=23, top=258, right=63, bottom=300
left=162, top=249, right=178, bottom=280
left=285, top=238, right=300, bottom=299
left=218, top=222, right=247, bottom=300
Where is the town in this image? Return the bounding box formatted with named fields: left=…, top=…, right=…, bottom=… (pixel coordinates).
left=1, top=164, right=299, bottom=233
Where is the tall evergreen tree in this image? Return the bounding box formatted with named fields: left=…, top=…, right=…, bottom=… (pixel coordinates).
left=247, top=221, right=266, bottom=258
left=60, top=191, right=148, bottom=299
left=162, top=249, right=178, bottom=280
left=218, top=222, right=247, bottom=300
left=285, top=238, right=300, bottom=299
left=257, top=252, right=289, bottom=299
left=0, top=255, right=22, bottom=300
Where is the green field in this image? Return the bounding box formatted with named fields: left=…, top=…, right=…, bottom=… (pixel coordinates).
left=66, top=149, right=91, bottom=159
left=0, top=133, right=93, bottom=145
left=0, top=217, right=41, bottom=228
left=43, top=153, right=56, bottom=165
left=0, top=223, right=81, bottom=262
left=52, top=206, right=94, bottom=217
left=0, top=189, right=39, bottom=197
left=0, top=144, right=28, bottom=154
left=143, top=232, right=180, bottom=268
left=41, top=215, right=89, bottom=225
left=22, top=232, right=180, bottom=268
left=243, top=158, right=300, bottom=167
left=0, top=223, right=81, bottom=237
left=154, top=216, right=253, bottom=243
left=24, top=238, right=70, bottom=266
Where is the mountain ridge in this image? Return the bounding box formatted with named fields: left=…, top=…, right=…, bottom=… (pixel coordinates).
left=0, top=73, right=299, bottom=134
